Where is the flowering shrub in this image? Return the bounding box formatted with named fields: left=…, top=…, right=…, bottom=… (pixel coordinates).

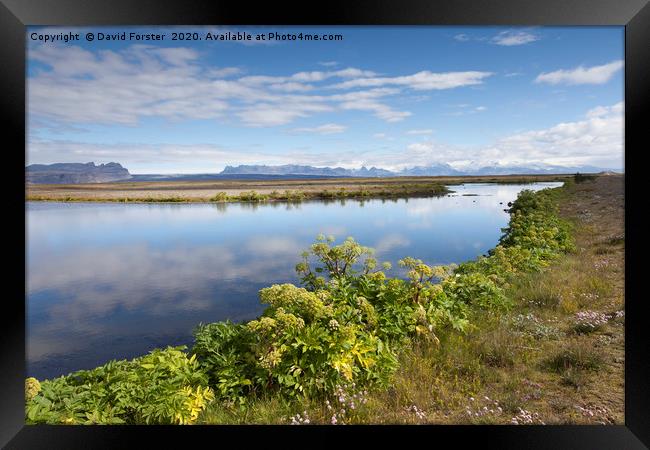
left=509, top=313, right=563, bottom=340
left=576, top=404, right=615, bottom=424
left=464, top=396, right=503, bottom=423
left=510, top=408, right=545, bottom=425
left=192, top=281, right=399, bottom=401
left=610, top=310, right=624, bottom=320
left=25, top=377, right=41, bottom=402
left=499, top=189, right=574, bottom=256
left=246, top=284, right=399, bottom=397
left=443, top=272, right=510, bottom=311
left=192, top=321, right=257, bottom=405
left=288, top=411, right=311, bottom=425
left=405, top=404, right=427, bottom=421
left=190, top=237, right=474, bottom=404
left=573, top=310, right=609, bottom=333
left=326, top=383, right=369, bottom=424
left=455, top=245, right=545, bottom=286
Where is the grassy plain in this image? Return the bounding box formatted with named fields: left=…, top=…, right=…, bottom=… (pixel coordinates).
left=26, top=174, right=573, bottom=202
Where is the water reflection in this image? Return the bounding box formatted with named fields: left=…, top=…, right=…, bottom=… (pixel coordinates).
left=26, top=182, right=560, bottom=378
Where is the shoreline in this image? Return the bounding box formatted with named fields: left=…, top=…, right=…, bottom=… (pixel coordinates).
left=25, top=174, right=574, bottom=204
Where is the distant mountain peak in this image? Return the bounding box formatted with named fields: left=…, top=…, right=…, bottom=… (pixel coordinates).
left=218, top=163, right=619, bottom=178
left=26, top=162, right=132, bottom=184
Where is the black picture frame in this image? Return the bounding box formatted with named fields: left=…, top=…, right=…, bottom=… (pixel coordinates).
left=2, top=0, right=648, bottom=448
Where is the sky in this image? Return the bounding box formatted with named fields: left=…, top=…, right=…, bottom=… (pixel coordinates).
left=26, top=26, right=624, bottom=174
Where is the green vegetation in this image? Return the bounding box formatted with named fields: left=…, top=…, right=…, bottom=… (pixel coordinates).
left=26, top=181, right=623, bottom=425
left=26, top=347, right=214, bottom=424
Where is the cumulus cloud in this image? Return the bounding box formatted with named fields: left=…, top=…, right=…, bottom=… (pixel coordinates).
left=360, top=102, right=623, bottom=170
left=535, top=60, right=623, bottom=85
left=492, top=29, right=539, bottom=46
left=28, top=45, right=431, bottom=127
left=207, top=67, right=244, bottom=78
left=331, top=88, right=412, bottom=122
left=489, top=102, right=624, bottom=164
left=28, top=102, right=623, bottom=172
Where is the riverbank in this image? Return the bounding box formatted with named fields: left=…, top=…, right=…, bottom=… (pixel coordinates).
left=195, top=174, right=624, bottom=425
left=357, top=173, right=624, bottom=424
left=25, top=174, right=573, bottom=203
left=24, top=174, right=624, bottom=425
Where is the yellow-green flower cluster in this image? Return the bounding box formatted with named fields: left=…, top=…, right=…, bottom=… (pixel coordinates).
left=259, top=284, right=327, bottom=321
left=25, top=377, right=41, bottom=402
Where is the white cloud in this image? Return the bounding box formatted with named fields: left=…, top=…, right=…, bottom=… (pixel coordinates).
left=207, top=67, right=243, bottom=78
left=492, top=30, right=539, bottom=46
left=237, top=102, right=333, bottom=127
left=150, top=47, right=199, bottom=66
left=406, top=129, right=434, bottom=135
left=535, top=60, right=623, bottom=85
left=269, top=82, right=315, bottom=92
left=240, top=67, right=376, bottom=85
left=330, top=71, right=493, bottom=90
left=586, top=102, right=623, bottom=118
left=350, top=102, right=623, bottom=170
left=332, top=88, right=411, bottom=122
left=485, top=102, right=624, bottom=166
left=27, top=45, right=422, bottom=127
left=318, top=61, right=339, bottom=67
left=28, top=103, right=624, bottom=172
left=291, top=123, right=347, bottom=134
left=453, top=29, right=539, bottom=46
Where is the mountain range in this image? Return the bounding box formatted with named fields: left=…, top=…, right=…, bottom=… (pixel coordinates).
left=219, top=163, right=619, bottom=177
left=26, top=162, right=132, bottom=184
left=25, top=162, right=620, bottom=184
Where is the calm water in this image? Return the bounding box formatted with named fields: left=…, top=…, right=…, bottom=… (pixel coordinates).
left=26, top=182, right=561, bottom=379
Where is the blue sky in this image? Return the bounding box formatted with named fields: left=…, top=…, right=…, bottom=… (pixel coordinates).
left=27, top=26, right=624, bottom=173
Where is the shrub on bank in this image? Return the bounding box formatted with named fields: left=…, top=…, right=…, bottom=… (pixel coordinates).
left=26, top=347, right=213, bottom=424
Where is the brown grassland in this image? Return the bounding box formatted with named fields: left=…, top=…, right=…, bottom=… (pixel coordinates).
left=26, top=174, right=573, bottom=202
